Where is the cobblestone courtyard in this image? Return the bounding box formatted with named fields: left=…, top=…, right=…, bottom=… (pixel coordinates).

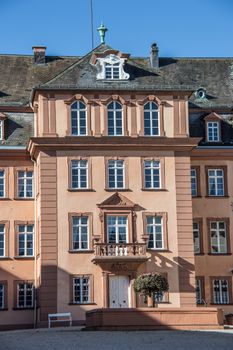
left=0, top=328, right=233, bottom=350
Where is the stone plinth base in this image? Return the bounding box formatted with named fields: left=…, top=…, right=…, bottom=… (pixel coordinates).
left=86, top=307, right=224, bottom=330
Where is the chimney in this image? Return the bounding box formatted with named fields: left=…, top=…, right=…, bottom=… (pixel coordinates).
left=32, top=46, right=47, bottom=64
left=150, top=43, right=159, bottom=69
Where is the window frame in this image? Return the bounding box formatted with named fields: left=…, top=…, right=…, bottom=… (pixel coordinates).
left=210, top=277, right=232, bottom=305
left=191, top=166, right=201, bottom=197
left=68, top=213, right=93, bottom=252
left=107, top=101, right=124, bottom=136
left=15, top=168, right=34, bottom=199
left=70, top=159, right=88, bottom=190
left=142, top=212, right=168, bottom=251
left=205, top=166, right=228, bottom=197
left=14, top=221, right=34, bottom=258
left=70, top=100, right=87, bottom=136
left=14, top=281, right=34, bottom=309
left=105, top=62, right=120, bottom=80
left=70, top=274, right=94, bottom=305
left=0, top=281, right=7, bottom=310
left=107, top=159, right=125, bottom=190
left=68, top=157, right=92, bottom=191
left=106, top=215, right=129, bottom=244
left=193, top=218, right=203, bottom=255
left=207, top=218, right=230, bottom=255
left=143, top=101, right=160, bottom=136
left=207, top=121, right=220, bottom=142
left=105, top=157, right=129, bottom=191
left=195, top=276, right=205, bottom=305
left=0, top=221, right=9, bottom=258
left=142, top=158, right=165, bottom=190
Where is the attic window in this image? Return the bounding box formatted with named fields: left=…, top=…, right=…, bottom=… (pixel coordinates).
left=95, top=54, right=129, bottom=80
left=195, top=88, right=206, bottom=100
left=0, top=113, right=7, bottom=141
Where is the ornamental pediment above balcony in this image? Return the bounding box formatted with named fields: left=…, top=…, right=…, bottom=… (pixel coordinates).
left=97, top=192, right=137, bottom=209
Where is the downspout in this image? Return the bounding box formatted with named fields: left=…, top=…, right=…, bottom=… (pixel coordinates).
left=32, top=156, right=37, bottom=328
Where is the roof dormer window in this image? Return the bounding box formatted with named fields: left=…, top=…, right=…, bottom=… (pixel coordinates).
left=0, top=120, right=3, bottom=141
left=0, top=113, right=7, bottom=142
left=105, top=62, right=120, bottom=79
left=91, top=51, right=130, bottom=80
left=207, top=121, right=220, bottom=142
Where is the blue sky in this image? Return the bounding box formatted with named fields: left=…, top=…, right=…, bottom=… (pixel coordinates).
left=1, top=0, right=233, bottom=57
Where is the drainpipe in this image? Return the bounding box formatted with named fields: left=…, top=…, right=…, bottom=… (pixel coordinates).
left=32, top=157, right=37, bottom=328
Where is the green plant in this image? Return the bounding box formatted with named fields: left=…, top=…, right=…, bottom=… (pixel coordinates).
left=133, top=273, right=169, bottom=299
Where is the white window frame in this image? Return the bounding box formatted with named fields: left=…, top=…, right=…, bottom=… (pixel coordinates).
left=18, top=225, right=34, bottom=257
left=208, top=169, right=224, bottom=196
left=107, top=216, right=128, bottom=244
left=0, top=284, right=4, bottom=309
left=0, top=120, right=3, bottom=141
left=144, top=102, right=160, bottom=136
left=195, top=278, right=204, bottom=304
left=107, top=101, right=123, bottom=136
left=71, top=160, right=88, bottom=189
left=105, top=62, right=120, bottom=79
left=108, top=160, right=125, bottom=189
left=72, top=216, right=89, bottom=251
left=210, top=221, right=227, bottom=254
left=17, top=283, right=34, bottom=308
left=0, top=224, right=5, bottom=257
left=144, top=160, right=161, bottom=189
left=191, top=168, right=197, bottom=197
left=213, top=279, right=229, bottom=304
left=207, top=121, right=220, bottom=142
left=71, top=101, right=87, bottom=136
left=147, top=216, right=164, bottom=250
left=18, top=171, right=33, bottom=198
left=73, top=277, right=90, bottom=304
left=193, top=221, right=201, bottom=254
left=0, top=170, right=5, bottom=198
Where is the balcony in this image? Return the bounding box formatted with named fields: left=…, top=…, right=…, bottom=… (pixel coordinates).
left=92, top=243, right=148, bottom=267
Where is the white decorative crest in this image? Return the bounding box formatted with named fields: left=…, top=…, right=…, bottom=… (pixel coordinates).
left=95, top=54, right=129, bottom=80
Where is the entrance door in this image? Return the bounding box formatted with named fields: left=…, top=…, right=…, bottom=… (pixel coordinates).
left=109, top=275, right=130, bottom=308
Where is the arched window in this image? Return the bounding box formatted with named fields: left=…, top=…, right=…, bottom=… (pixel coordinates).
left=107, top=101, right=123, bottom=136
left=144, top=102, right=159, bottom=136
left=71, top=101, right=87, bottom=136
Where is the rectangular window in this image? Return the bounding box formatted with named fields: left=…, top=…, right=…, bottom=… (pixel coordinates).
left=210, top=221, right=227, bottom=254
left=208, top=169, right=224, bottom=196
left=0, top=283, right=4, bottom=309
left=154, top=291, right=165, bottom=303
left=18, top=225, right=34, bottom=257
left=207, top=122, right=220, bottom=142
left=0, top=120, right=3, bottom=141
left=195, top=277, right=205, bottom=305
left=147, top=216, right=164, bottom=249
left=212, top=279, right=229, bottom=304
left=107, top=216, right=128, bottom=244
left=17, top=282, right=34, bottom=308
left=0, top=224, right=5, bottom=257
left=105, top=63, right=120, bottom=79
left=0, top=170, right=5, bottom=198
left=18, top=171, right=33, bottom=198
left=193, top=221, right=201, bottom=254
left=73, top=277, right=90, bottom=304
left=144, top=160, right=160, bottom=189
left=71, top=160, right=88, bottom=189
left=108, top=160, right=125, bottom=189
left=72, top=216, right=89, bottom=250
left=191, top=168, right=197, bottom=197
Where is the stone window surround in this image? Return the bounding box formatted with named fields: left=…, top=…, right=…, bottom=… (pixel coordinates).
left=13, top=280, right=34, bottom=310
left=14, top=167, right=34, bottom=200
left=0, top=168, right=9, bottom=199
left=141, top=156, right=165, bottom=191
left=206, top=217, right=231, bottom=255
left=68, top=212, right=93, bottom=253
left=205, top=165, right=228, bottom=198
left=69, top=274, right=95, bottom=305
left=204, top=113, right=222, bottom=143
left=137, top=95, right=165, bottom=137
left=142, top=212, right=168, bottom=251
left=195, top=276, right=205, bottom=305
left=14, top=221, right=34, bottom=259
left=193, top=218, right=204, bottom=255
left=67, top=156, right=92, bottom=191
left=104, top=156, right=129, bottom=191
left=209, top=276, right=233, bottom=305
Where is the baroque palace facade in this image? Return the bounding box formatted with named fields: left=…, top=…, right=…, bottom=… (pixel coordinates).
left=0, top=41, right=233, bottom=328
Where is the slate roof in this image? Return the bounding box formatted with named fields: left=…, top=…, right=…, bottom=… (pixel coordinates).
left=1, top=43, right=233, bottom=146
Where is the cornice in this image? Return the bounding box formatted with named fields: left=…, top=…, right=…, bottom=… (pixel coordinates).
left=191, top=147, right=233, bottom=160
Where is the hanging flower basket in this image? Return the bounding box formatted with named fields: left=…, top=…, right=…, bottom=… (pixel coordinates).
left=133, top=273, right=169, bottom=308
